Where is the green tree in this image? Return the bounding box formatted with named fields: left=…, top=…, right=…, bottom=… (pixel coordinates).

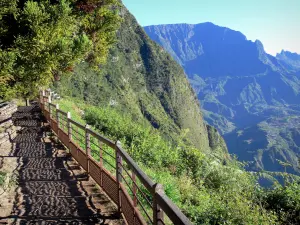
left=0, top=0, right=120, bottom=100
left=262, top=182, right=300, bottom=224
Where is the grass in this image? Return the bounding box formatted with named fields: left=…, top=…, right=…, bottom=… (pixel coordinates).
left=55, top=98, right=281, bottom=225
left=0, top=171, right=7, bottom=186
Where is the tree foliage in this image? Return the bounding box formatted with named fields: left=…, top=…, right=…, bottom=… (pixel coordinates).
left=260, top=181, right=300, bottom=225
left=0, top=0, right=121, bottom=99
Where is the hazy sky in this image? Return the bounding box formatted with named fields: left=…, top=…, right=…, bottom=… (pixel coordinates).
left=122, top=0, right=300, bottom=56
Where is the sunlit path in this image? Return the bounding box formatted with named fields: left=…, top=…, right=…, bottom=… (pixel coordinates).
left=0, top=104, right=123, bottom=224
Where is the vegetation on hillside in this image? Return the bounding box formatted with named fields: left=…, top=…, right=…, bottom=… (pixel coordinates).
left=51, top=4, right=299, bottom=224
left=226, top=117, right=300, bottom=179
left=260, top=182, right=300, bottom=224
left=53, top=4, right=216, bottom=152
left=57, top=98, right=300, bottom=225
left=1, top=0, right=299, bottom=224
left=144, top=23, right=300, bottom=182
left=0, top=0, right=121, bottom=99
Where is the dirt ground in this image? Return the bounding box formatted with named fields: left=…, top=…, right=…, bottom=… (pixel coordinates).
left=0, top=156, right=18, bottom=218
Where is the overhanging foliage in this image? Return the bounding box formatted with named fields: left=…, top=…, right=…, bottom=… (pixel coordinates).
left=0, top=0, right=121, bottom=99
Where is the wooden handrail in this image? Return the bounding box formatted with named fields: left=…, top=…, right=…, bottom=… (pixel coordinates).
left=39, top=90, right=193, bottom=225
left=49, top=102, right=56, bottom=108
left=56, top=109, right=68, bottom=116
left=85, top=126, right=155, bottom=191
left=156, top=193, right=193, bottom=225
left=69, top=119, right=86, bottom=130
left=86, top=128, right=116, bottom=149
left=116, top=143, right=155, bottom=192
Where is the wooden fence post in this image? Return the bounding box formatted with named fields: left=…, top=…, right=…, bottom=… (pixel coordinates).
left=153, top=183, right=164, bottom=225
left=48, top=96, right=52, bottom=125
left=98, top=139, right=103, bottom=187
left=56, top=104, right=59, bottom=127
left=115, top=140, right=123, bottom=182
left=86, top=124, right=91, bottom=173
left=132, top=172, right=137, bottom=207
left=115, top=140, right=123, bottom=213
left=42, top=90, right=45, bottom=105
left=99, top=140, right=103, bottom=167
left=67, top=112, right=72, bottom=140
left=48, top=95, right=51, bottom=112
left=39, top=91, right=43, bottom=108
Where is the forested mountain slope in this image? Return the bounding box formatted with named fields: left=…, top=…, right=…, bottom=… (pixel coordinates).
left=55, top=9, right=228, bottom=154
left=1, top=1, right=300, bottom=224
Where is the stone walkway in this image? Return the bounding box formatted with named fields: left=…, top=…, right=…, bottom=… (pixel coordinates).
left=0, top=105, right=124, bottom=224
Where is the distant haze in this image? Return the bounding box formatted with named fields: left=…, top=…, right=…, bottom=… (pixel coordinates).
left=122, top=0, right=300, bottom=56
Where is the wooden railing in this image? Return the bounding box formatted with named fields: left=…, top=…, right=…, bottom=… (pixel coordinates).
left=39, top=91, right=193, bottom=225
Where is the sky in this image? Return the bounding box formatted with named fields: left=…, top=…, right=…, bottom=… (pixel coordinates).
left=122, top=0, right=300, bottom=56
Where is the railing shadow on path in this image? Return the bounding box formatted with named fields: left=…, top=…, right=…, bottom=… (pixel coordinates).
left=0, top=104, right=122, bottom=224
left=39, top=90, right=194, bottom=225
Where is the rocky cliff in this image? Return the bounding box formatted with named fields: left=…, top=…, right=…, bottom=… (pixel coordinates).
left=144, top=23, right=300, bottom=177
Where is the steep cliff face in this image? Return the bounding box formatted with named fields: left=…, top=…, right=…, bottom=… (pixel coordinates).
left=144, top=23, right=286, bottom=78
left=54, top=6, right=228, bottom=153
left=144, top=23, right=300, bottom=176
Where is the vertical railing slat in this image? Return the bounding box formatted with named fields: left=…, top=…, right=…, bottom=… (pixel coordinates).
left=98, top=139, right=103, bottom=187
left=56, top=104, right=59, bottom=124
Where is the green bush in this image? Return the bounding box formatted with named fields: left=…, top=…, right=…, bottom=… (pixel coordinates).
left=56, top=99, right=284, bottom=224
left=84, top=106, right=180, bottom=168
left=261, top=182, right=300, bottom=224
left=0, top=171, right=6, bottom=186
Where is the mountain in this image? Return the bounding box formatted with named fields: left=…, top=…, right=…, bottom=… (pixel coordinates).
left=276, top=50, right=300, bottom=72
left=51, top=4, right=300, bottom=224
left=144, top=23, right=300, bottom=177
left=226, top=117, right=300, bottom=175
left=144, top=23, right=285, bottom=78
left=54, top=13, right=228, bottom=154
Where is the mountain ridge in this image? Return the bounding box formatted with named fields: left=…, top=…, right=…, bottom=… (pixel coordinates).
left=50, top=3, right=300, bottom=223
left=145, top=23, right=287, bottom=78
left=144, top=22, right=300, bottom=177
left=276, top=50, right=300, bottom=72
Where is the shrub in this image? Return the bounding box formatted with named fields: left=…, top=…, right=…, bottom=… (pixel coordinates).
left=59, top=99, right=281, bottom=224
